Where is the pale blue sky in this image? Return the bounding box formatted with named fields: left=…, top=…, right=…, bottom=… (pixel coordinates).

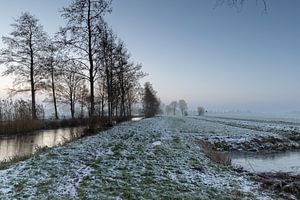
left=0, top=0, right=299, bottom=112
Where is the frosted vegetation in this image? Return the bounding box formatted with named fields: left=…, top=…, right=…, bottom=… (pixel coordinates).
left=191, top=115, right=300, bottom=152
left=0, top=116, right=278, bottom=199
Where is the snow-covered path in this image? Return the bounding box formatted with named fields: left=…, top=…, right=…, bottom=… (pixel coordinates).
left=0, top=117, right=277, bottom=199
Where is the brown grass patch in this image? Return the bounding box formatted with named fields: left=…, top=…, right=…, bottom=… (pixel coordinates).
left=198, top=140, right=231, bottom=166
left=252, top=172, right=300, bottom=199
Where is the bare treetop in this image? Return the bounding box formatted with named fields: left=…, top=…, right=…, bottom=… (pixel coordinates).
left=60, top=0, right=113, bottom=118
left=217, top=0, right=267, bottom=12
left=0, top=12, right=48, bottom=119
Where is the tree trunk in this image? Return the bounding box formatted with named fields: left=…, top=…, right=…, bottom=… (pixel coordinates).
left=115, top=100, right=118, bottom=118
left=30, top=69, right=37, bottom=120
left=101, top=95, right=104, bottom=117
left=51, top=62, right=58, bottom=120
left=87, top=0, right=95, bottom=118
left=106, top=63, right=112, bottom=123
left=80, top=101, right=84, bottom=119
left=29, top=35, right=37, bottom=120
left=127, top=96, right=132, bottom=117
left=121, top=74, right=126, bottom=117
left=71, top=101, right=75, bottom=119
left=70, top=91, right=75, bottom=119
left=109, top=61, right=113, bottom=121
left=106, top=67, right=110, bottom=121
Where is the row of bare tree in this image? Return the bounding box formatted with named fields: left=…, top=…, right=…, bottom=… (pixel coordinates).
left=164, top=101, right=206, bottom=116
left=0, top=0, right=145, bottom=123
left=165, top=100, right=188, bottom=116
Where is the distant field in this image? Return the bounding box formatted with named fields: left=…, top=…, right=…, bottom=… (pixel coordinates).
left=206, top=112, right=300, bottom=124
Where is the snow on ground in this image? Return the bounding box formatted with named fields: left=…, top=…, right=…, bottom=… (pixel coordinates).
left=0, top=116, right=279, bottom=199
left=195, top=114, right=300, bottom=135
left=188, top=116, right=300, bottom=152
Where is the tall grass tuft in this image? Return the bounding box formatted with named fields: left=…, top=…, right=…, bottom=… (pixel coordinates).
left=198, top=140, right=231, bottom=166
left=0, top=98, right=134, bottom=136
left=0, top=99, right=45, bottom=135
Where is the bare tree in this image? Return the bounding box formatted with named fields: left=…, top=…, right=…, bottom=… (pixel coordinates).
left=100, top=28, right=116, bottom=122
left=178, top=99, right=188, bottom=116
left=142, top=82, right=160, bottom=118
left=96, top=29, right=145, bottom=119
left=0, top=12, right=48, bottom=120
left=42, top=38, right=62, bottom=119
left=197, top=106, right=205, bottom=116
left=118, top=62, right=145, bottom=117
left=56, top=61, right=85, bottom=119
left=78, top=84, right=89, bottom=118
left=113, top=40, right=145, bottom=118
left=123, top=63, right=145, bottom=117
left=114, top=40, right=128, bottom=117
left=165, top=105, right=172, bottom=115
left=60, top=0, right=112, bottom=118
left=95, top=79, right=106, bottom=117
left=169, top=101, right=178, bottom=116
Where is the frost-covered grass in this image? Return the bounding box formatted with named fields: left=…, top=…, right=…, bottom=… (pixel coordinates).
left=0, top=116, right=278, bottom=199
left=186, top=116, right=300, bottom=152
left=194, top=114, right=300, bottom=135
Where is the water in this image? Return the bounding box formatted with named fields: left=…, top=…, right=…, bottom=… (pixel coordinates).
left=131, top=117, right=143, bottom=121
left=231, top=151, right=300, bottom=174
left=0, top=117, right=144, bottom=162
left=0, top=127, right=84, bottom=161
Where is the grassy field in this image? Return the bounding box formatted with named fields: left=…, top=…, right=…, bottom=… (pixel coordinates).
left=0, top=116, right=278, bottom=199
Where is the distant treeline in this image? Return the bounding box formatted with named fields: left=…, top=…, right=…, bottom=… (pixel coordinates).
left=0, top=98, right=138, bottom=135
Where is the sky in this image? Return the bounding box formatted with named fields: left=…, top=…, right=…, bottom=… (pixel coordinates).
left=0, top=0, right=299, bottom=113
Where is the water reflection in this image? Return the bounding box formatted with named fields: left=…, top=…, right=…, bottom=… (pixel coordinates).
left=230, top=151, right=300, bottom=174
left=0, top=127, right=84, bottom=161
left=0, top=118, right=143, bottom=162
left=131, top=117, right=143, bottom=121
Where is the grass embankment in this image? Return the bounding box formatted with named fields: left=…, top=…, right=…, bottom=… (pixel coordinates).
left=0, top=116, right=277, bottom=199
left=0, top=116, right=136, bottom=172
left=0, top=146, right=49, bottom=170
